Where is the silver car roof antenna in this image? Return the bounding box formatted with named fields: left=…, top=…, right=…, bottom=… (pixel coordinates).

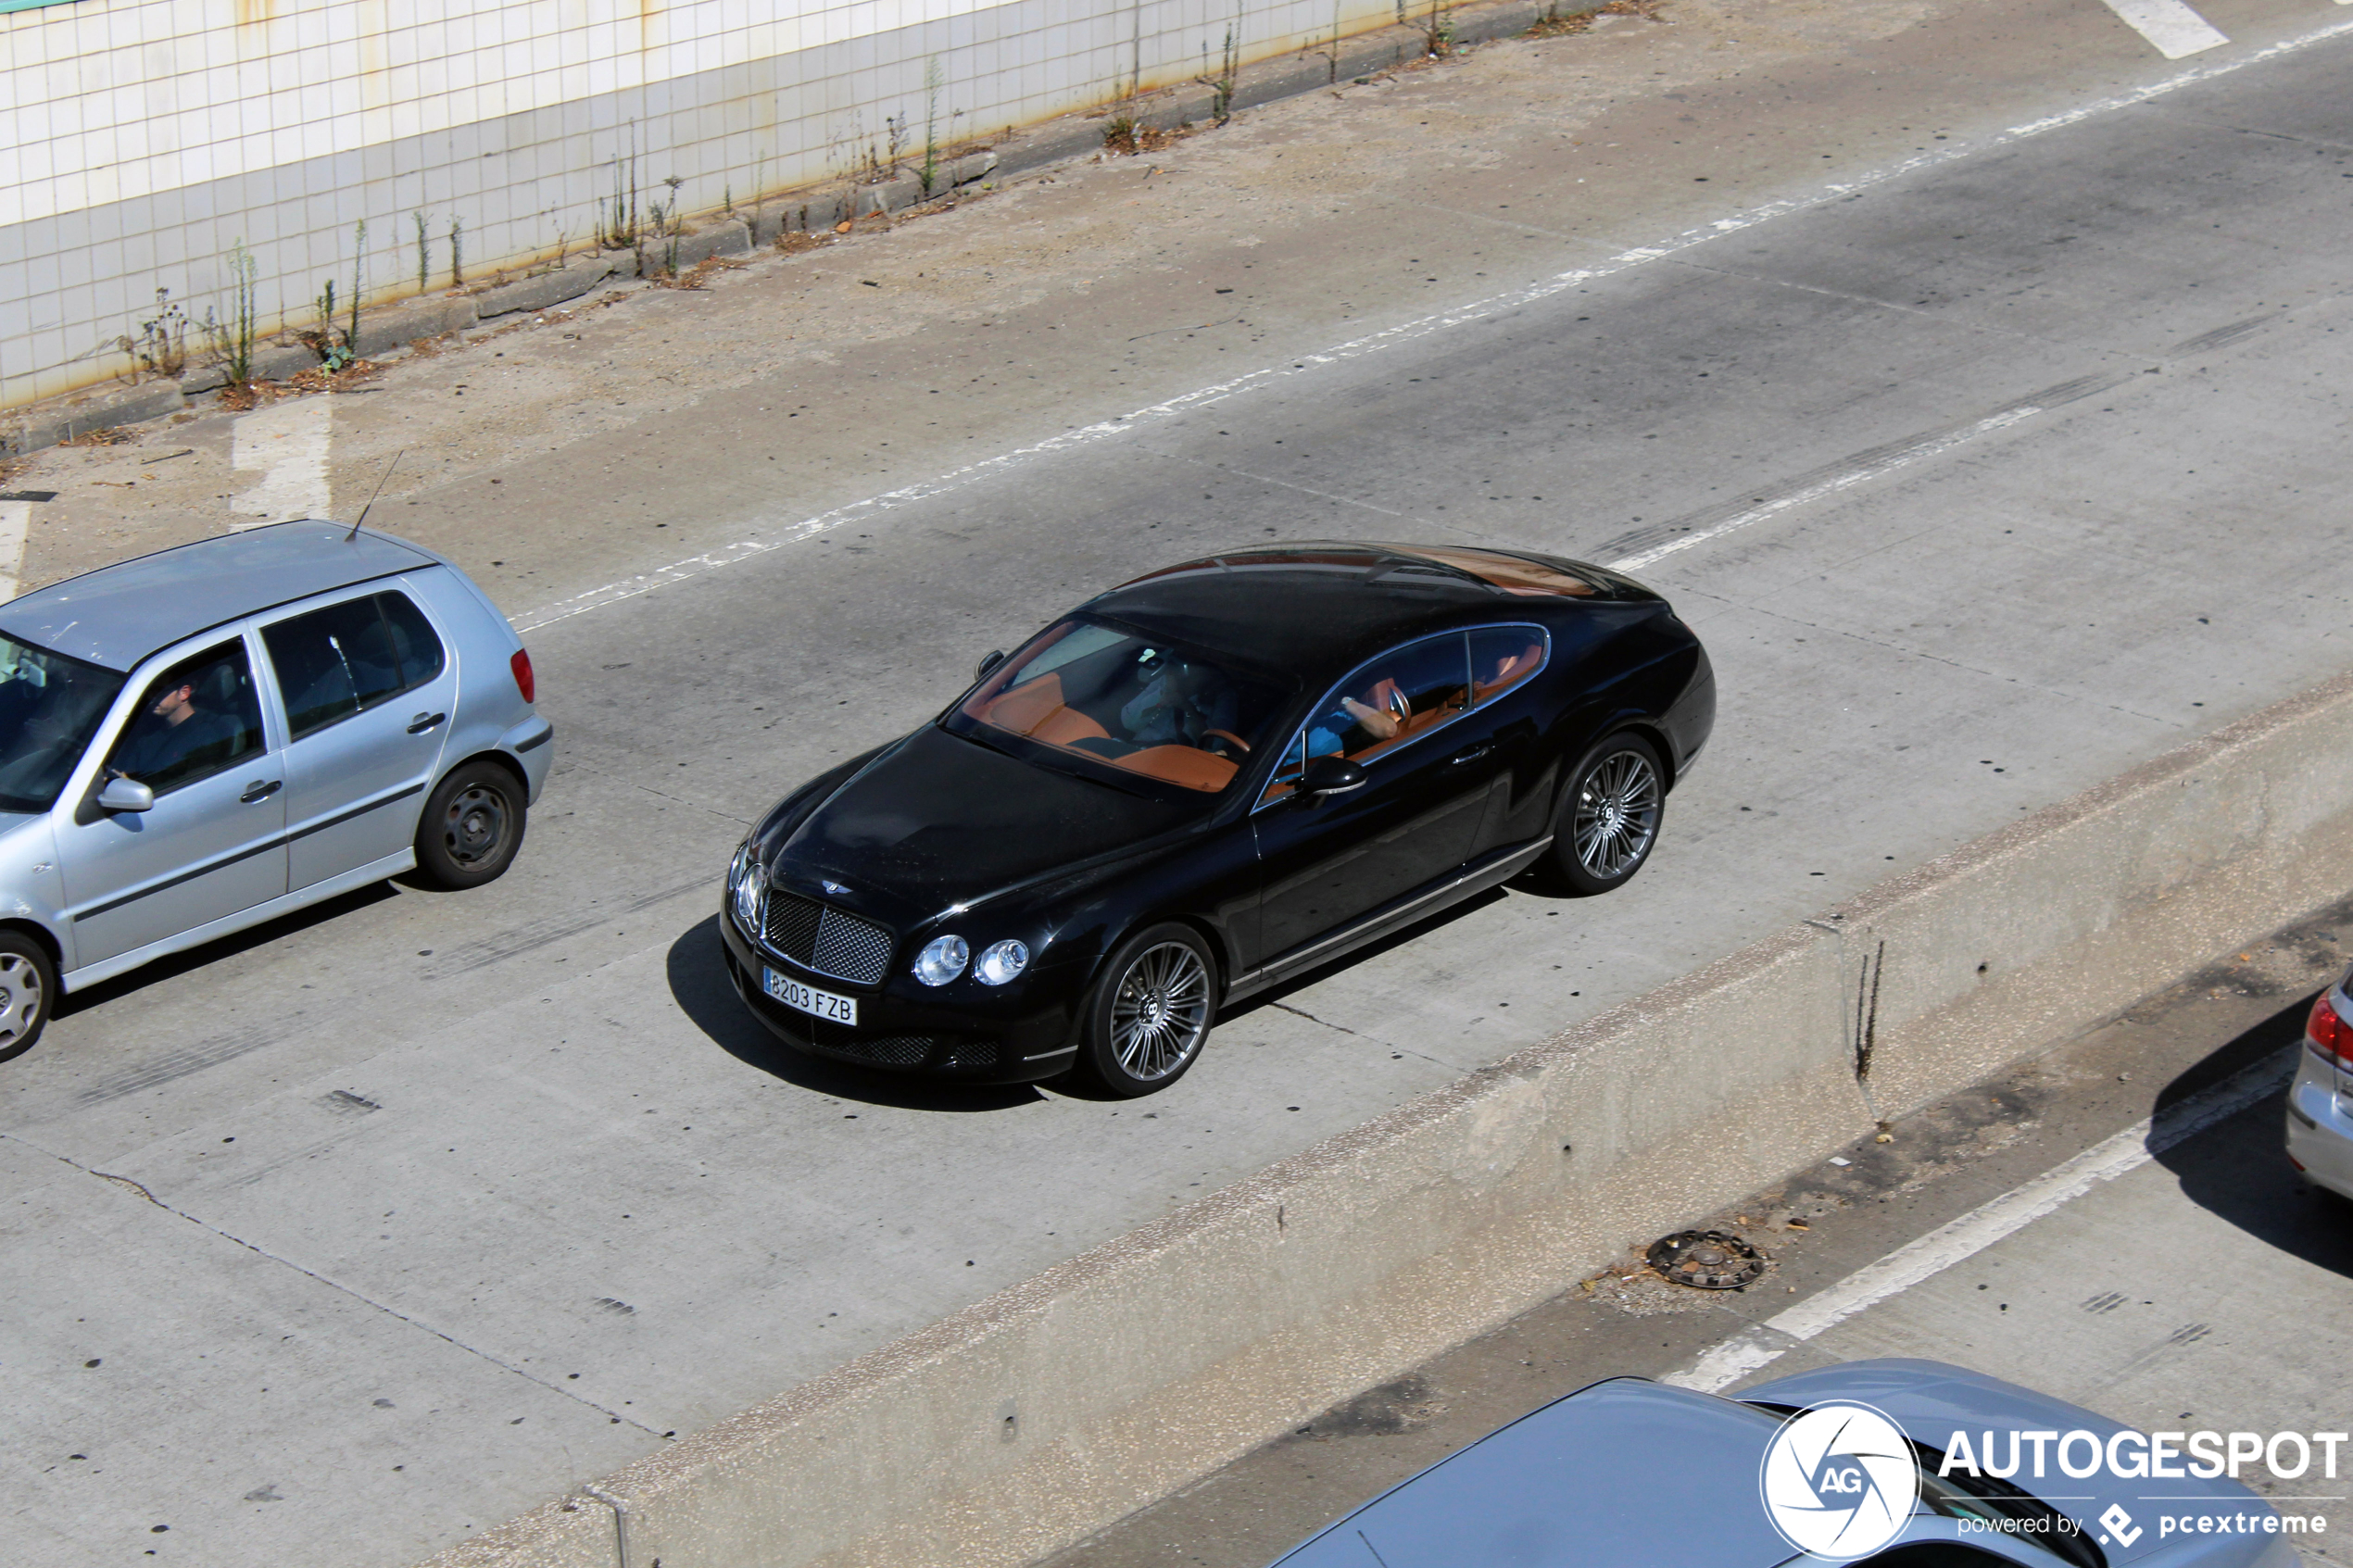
left=345, top=449, right=404, bottom=541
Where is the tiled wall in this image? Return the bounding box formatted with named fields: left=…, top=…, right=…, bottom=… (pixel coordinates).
left=1, top=0, right=1399, bottom=410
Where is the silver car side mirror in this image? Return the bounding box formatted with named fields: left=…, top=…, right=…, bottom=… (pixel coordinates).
left=97, top=776, right=155, bottom=813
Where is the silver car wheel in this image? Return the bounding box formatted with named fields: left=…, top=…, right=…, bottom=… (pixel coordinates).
left=442, top=782, right=511, bottom=868
left=0, top=952, right=44, bottom=1047
left=1572, top=749, right=1661, bottom=879
left=1110, top=941, right=1211, bottom=1083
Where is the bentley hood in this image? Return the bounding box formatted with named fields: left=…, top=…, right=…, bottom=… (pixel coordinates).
left=761, top=725, right=1203, bottom=930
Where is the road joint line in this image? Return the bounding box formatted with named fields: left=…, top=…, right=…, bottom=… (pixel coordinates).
left=25, top=1133, right=665, bottom=1436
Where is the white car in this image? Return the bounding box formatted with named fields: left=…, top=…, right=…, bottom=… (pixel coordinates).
left=2286, top=967, right=2353, bottom=1200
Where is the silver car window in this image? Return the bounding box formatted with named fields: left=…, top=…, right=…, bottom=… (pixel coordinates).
left=262, top=590, right=447, bottom=741
left=103, top=639, right=266, bottom=797
left=0, top=633, right=125, bottom=813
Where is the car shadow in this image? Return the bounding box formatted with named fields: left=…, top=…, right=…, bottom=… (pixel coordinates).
left=663, top=915, right=1046, bottom=1111
left=2150, top=991, right=2353, bottom=1282
left=1224, top=884, right=1511, bottom=1022
left=48, top=880, right=402, bottom=1026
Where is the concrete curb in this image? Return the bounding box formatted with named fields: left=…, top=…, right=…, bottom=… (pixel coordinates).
left=416, top=665, right=2353, bottom=1568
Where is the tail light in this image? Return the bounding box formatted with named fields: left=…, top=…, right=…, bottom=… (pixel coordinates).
left=510, top=648, right=536, bottom=705
left=2306, top=991, right=2353, bottom=1072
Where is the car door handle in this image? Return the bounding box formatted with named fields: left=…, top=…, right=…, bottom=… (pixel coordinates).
left=407, top=711, right=447, bottom=734
left=1447, top=743, right=1494, bottom=767
left=239, top=780, right=283, bottom=804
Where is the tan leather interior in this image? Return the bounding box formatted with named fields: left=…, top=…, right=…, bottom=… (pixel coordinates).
left=1032, top=705, right=1112, bottom=746
left=1113, top=746, right=1238, bottom=792
left=983, top=673, right=1065, bottom=735
left=981, top=671, right=1231, bottom=791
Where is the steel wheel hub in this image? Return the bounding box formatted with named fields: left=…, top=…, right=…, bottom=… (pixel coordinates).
left=444, top=784, right=510, bottom=866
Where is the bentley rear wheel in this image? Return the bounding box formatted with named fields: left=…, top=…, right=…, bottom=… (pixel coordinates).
left=1542, top=733, right=1665, bottom=897
left=1076, top=922, right=1217, bottom=1097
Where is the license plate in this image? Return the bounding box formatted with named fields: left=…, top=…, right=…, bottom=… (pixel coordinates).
left=763, top=967, right=858, bottom=1025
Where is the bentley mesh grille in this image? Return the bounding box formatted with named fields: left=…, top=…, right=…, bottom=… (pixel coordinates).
left=761, top=890, right=895, bottom=985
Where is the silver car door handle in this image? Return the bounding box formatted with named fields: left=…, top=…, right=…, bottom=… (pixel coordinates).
left=239, top=780, right=283, bottom=804
left=1447, top=743, right=1494, bottom=766
left=407, top=711, right=447, bottom=734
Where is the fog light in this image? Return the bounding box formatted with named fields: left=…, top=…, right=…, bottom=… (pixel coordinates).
left=913, top=935, right=969, bottom=986
left=975, top=939, right=1029, bottom=985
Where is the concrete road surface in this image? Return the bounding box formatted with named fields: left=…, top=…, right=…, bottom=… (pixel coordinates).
left=3, top=0, right=2350, bottom=1560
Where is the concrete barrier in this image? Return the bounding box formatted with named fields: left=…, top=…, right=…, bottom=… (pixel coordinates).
left=425, top=668, right=2353, bottom=1568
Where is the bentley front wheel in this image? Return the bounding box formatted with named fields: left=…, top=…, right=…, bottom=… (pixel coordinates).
left=1076, top=922, right=1216, bottom=1097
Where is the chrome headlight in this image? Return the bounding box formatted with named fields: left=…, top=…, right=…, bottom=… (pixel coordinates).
left=974, top=939, right=1030, bottom=986
left=913, top=935, right=969, bottom=986
left=729, top=843, right=763, bottom=933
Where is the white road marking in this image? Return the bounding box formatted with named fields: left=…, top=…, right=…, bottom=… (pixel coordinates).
left=1664, top=1047, right=2298, bottom=1395
left=0, top=501, right=30, bottom=603
left=509, top=14, right=2353, bottom=636
left=2098, top=0, right=2230, bottom=57
left=229, top=398, right=333, bottom=530
left=1607, top=408, right=2045, bottom=572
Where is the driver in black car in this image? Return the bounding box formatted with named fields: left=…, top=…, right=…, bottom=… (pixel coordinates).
left=1118, top=658, right=1240, bottom=750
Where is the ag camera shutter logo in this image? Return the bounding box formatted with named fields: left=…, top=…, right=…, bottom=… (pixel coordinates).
left=1760, top=1401, right=1920, bottom=1560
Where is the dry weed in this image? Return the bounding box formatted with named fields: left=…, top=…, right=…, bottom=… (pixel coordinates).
left=58, top=424, right=138, bottom=447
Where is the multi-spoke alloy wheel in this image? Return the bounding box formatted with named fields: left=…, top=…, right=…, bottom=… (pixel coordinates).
left=1545, top=733, right=1667, bottom=897
left=1111, top=942, right=1211, bottom=1082
left=1572, top=748, right=1661, bottom=879
left=1080, top=922, right=1218, bottom=1097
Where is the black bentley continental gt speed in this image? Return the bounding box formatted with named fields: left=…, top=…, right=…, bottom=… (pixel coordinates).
left=720, top=543, right=1715, bottom=1096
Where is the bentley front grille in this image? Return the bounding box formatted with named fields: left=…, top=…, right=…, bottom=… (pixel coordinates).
left=762, top=890, right=897, bottom=985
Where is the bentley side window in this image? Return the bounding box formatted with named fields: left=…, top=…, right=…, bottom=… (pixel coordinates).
left=263, top=591, right=447, bottom=741
left=1264, top=633, right=1473, bottom=804
left=1469, top=624, right=1548, bottom=706
left=104, top=640, right=265, bottom=797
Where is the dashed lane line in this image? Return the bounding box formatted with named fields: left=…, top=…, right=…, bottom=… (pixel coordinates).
left=507, top=15, right=2353, bottom=637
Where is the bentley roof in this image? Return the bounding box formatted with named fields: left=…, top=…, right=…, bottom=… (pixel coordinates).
left=0, top=521, right=438, bottom=671
left=1085, top=542, right=1626, bottom=674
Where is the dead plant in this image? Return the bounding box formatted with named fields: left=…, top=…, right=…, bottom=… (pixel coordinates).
left=59, top=424, right=138, bottom=447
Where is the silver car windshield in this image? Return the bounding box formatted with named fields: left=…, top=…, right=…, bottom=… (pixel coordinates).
left=0, top=632, right=128, bottom=814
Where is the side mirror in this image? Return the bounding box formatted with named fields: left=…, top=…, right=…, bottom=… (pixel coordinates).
left=98, top=776, right=155, bottom=813
left=1299, top=756, right=1368, bottom=800
left=975, top=649, right=1006, bottom=680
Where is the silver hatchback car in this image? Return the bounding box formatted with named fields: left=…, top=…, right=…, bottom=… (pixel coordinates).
left=0, top=521, right=552, bottom=1056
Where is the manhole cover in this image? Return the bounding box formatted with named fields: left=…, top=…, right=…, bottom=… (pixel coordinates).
left=1646, top=1229, right=1767, bottom=1290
